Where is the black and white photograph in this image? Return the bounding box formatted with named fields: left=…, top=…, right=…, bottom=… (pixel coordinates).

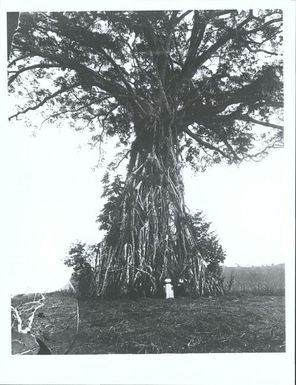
left=0, top=0, right=295, bottom=384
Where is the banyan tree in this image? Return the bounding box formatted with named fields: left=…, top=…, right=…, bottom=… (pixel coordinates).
left=8, top=10, right=283, bottom=297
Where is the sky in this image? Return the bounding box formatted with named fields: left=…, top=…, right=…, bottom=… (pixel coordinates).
left=0, top=115, right=292, bottom=294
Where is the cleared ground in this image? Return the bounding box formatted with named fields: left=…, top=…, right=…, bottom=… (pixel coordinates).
left=11, top=292, right=285, bottom=354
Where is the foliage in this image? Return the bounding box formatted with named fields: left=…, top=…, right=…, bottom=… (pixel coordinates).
left=64, top=242, right=96, bottom=297
left=96, top=173, right=226, bottom=297
left=9, top=10, right=283, bottom=165
left=98, top=176, right=226, bottom=273
left=189, top=211, right=226, bottom=275
left=97, top=173, right=125, bottom=247
left=9, top=10, right=283, bottom=297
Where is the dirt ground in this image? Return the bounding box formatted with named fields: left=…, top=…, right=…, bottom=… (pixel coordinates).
left=11, top=292, right=78, bottom=354
left=11, top=292, right=285, bottom=354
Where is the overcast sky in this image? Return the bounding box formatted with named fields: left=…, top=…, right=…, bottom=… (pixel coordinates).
left=0, top=114, right=291, bottom=294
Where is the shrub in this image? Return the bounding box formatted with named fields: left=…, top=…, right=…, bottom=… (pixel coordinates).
left=64, top=242, right=96, bottom=298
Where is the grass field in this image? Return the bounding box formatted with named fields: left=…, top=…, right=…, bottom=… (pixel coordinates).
left=222, top=264, right=285, bottom=295
left=12, top=292, right=285, bottom=354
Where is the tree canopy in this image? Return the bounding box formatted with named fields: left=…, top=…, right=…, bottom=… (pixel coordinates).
left=9, top=10, right=283, bottom=169
left=8, top=10, right=284, bottom=298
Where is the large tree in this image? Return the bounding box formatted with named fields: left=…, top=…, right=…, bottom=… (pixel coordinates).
left=8, top=10, right=283, bottom=297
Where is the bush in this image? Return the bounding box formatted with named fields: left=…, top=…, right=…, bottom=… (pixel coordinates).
left=64, top=242, right=96, bottom=298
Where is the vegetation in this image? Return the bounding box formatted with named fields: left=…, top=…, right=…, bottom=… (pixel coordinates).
left=65, top=209, right=226, bottom=298
left=12, top=291, right=285, bottom=354
left=64, top=242, right=97, bottom=298
left=223, top=264, right=285, bottom=295
left=8, top=10, right=283, bottom=297
left=11, top=264, right=286, bottom=354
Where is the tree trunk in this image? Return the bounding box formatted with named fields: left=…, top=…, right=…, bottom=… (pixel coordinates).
left=7, top=12, right=20, bottom=59
left=95, top=114, right=221, bottom=298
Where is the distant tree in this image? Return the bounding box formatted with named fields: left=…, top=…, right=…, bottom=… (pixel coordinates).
left=64, top=242, right=95, bottom=297
left=9, top=10, right=283, bottom=297
left=190, top=211, right=225, bottom=275
left=97, top=173, right=125, bottom=248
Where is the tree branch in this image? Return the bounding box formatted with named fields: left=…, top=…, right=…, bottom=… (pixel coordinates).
left=8, top=54, right=30, bottom=67
left=138, top=14, right=173, bottom=84
left=57, top=24, right=137, bottom=97
left=246, top=138, right=283, bottom=161
left=244, top=16, right=282, bottom=35
left=39, top=95, right=111, bottom=127
left=8, top=63, right=61, bottom=85
left=240, top=37, right=279, bottom=56
left=9, top=82, right=80, bottom=120
left=236, top=114, right=283, bottom=130
left=181, top=12, right=254, bottom=82
left=220, top=136, right=242, bottom=161
left=183, top=126, right=232, bottom=160
left=181, top=11, right=206, bottom=76
left=175, top=10, right=193, bottom=23
left=12, top=36, right=139, bottom=111
left=112, top=150, right=131, bottom=170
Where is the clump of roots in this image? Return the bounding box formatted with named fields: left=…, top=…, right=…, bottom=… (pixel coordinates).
left=93, top=145, right=224, bottom=298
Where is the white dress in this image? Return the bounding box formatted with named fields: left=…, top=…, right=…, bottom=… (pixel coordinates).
left=165, top=280, right=174, bottom=299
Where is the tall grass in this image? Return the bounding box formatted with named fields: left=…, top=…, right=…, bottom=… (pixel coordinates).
left=222, top=264, right=285, bottom=296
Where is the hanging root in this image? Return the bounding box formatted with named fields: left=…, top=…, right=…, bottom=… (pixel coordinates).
left=94, top=134, right=224, bottom=298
